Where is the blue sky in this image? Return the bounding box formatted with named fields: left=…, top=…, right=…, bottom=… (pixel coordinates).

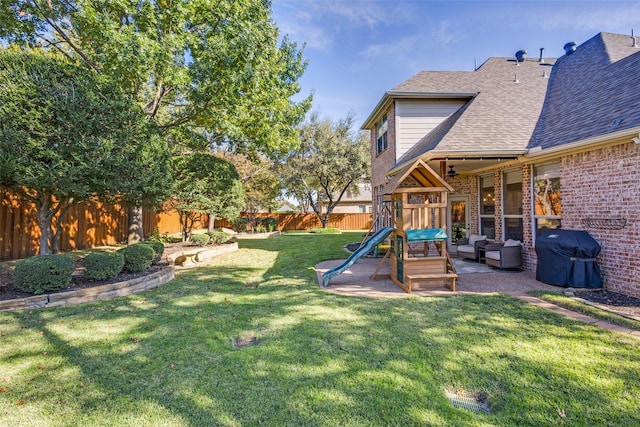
left=272, top=0, right=640, bottom=128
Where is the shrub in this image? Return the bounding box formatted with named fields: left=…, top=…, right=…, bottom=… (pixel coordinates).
left=140, top=241, right=164, bottom=264
left=190, top=233, right=210, bottom=246
left=207, top=230, right=230, bottom=245
left=309, top=227, right=341, bottom=234
left=231, top=217, right=248, bottom=233
left=84, top=252, right=124, bottom=281
left=117, top=243, right=155, bottom=273
left=259, top=217, right=277, bottom=232
left=13, top=254, right=74, bottom=294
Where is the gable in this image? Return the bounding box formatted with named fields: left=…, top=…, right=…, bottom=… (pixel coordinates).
left=395, top=99, right=467, bottom=160
left=383, top=159, right=453, bottom=195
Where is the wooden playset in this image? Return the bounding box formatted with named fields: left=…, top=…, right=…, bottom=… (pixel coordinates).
left=381, top=159, right=458, bottom=292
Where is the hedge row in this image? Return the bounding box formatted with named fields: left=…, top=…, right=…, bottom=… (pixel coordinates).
left=12, top=241, right=165, bottom=294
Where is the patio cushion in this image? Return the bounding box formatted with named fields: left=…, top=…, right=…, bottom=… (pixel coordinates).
left=485, top=250, right=501, bottom=261
left=456, top=244, right=475, bottom=253
left=504, top=239, right=522, bottom=247
left=469, top=235, right=486, bottom=246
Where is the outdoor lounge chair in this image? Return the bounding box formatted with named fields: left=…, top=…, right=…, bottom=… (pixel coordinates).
left=455, top=235, right=487, bottom=260
left=485, top=240, right=522, bottom=269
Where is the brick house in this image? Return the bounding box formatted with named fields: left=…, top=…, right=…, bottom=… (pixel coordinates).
left=363, top=32, right=640, bottom=297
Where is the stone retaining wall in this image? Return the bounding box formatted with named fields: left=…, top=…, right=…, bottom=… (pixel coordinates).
left=0, top=266, right=175, bottom=312
left=167, top=242, right=239, bottom=266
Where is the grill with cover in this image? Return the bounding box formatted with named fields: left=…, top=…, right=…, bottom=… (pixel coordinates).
left=535, top=230, right=602, bottom=288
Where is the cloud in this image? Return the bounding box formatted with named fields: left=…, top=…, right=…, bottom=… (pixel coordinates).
left=356, top=19, right=465, bottom=71
left=273, top=1, right=335, bottom=51
left=316, top=0, right=396, bottom=28
left=273, top=0, right=421, bottom=52
left=536, top=4, right=640, bottom=33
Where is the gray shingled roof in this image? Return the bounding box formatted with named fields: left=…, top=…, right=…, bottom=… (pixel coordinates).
left=529, top=32, right=640, bottom=149
left=394, top=56, right=556, bottom=165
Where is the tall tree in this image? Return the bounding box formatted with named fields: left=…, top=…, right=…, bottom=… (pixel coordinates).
left=170, top=153, right=243, bottom=242
left=1, top=0, right=311, bottom=240
left=0, top=49, right=171, bottom=254
left=279, top=114, right=371, bottom=228
left=221, top=152, right=282, bottom=232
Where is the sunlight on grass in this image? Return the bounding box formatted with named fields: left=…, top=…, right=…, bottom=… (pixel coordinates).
left=1, top=232, right=639, bottom=426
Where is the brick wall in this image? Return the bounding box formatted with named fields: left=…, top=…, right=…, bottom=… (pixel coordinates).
left=521, top=165, right=536, bottom=269
left=493, top=170, right=503, bottom=241
left=370, top=103, right=397, bottom=228
left=370, top=102, right=397, bottom=191
left=559, top=142, right=640, bottom=297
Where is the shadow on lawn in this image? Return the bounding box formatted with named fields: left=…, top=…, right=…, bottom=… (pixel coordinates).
left=4, top=232, right=640, bottom=425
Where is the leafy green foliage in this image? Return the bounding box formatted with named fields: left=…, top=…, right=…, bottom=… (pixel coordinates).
left=140, top=241, right=165, bottom=264
left=171, top=153, right=244, bottom=242
left=13, top=254, right=74, bottom=294
left=223, top=152, right=282, bottom=213
left=83, top=252, right=125, bottom=281
left=189, top=234, right=210, bottom=246
left=0, top=49, right=171, bottom=254
left=259, top=217, right=278, bottom=232
left=0, top=0, right=311, bottom=156
left=117, top=243, right=154, bottom=273
left=279, top=113, right=371, bottom=227
left=207, top=231, right=230, bottom=245
left=231, top=217, right=249, bottom=233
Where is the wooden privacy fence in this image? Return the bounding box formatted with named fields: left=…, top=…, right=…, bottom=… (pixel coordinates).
left=1, top=189, right=372, bottom=260
left=217, top=213, right=372, bottom=232
left=1, top=189, right=203, bottom=261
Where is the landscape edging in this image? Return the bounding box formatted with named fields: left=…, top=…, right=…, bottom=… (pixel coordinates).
left=0, top=266, right=175, bottom=312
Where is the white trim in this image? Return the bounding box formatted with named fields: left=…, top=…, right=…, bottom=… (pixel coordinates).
left=523, top=126, right=640, bottom=162
left=362, top=91, right=477, bottom=130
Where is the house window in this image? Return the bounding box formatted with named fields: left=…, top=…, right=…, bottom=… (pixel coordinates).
left=533, top=163, right=562, bottom=242
left=479, top=175, right=495, bottom=239
left=358, top=205, right=366, bottom=213
left=376, top=114, right=388, bottom=154
left=503, top=169, right=523, bottom=241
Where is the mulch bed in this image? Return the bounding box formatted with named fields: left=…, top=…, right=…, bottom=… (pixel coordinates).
left=575, top=290, right=640, bottom=318
left=0, top=241, right=222, bottom=303
left=0, top=258, right=169, bottom=302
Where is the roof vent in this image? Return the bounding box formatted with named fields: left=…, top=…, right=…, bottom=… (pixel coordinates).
left=632, top=29, right=638, bottom=48
left=515, top=50, right=527, bottom=62
left=564, top=41, right=577, bottom=55
left=538, top=48, right=545, bottom=63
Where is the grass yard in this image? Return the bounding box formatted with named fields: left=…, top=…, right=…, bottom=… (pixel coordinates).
left=1, top=232, right=639, bottom=426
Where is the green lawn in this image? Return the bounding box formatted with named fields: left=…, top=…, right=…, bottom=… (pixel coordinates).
left=1, top=232, right=639, bottom=426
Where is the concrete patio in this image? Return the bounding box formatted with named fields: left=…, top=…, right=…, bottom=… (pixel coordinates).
left=315, top=256, right=560, bottom=298
left=314, top=256, right=640, bottom=337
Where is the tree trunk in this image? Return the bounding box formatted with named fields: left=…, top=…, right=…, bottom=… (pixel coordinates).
left=51, top=202, right=72, bottom=254
left=36, top=208, right=52, bottom=255
left=128, top=206, right=144, bottom=244
left=208, top=215, right=215, bottom=233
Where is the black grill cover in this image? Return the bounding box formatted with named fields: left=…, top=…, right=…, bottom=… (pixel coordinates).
left=535, top=230, right=602, bottom=288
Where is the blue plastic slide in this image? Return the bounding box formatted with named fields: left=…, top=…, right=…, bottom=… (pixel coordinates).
left=322, top=226, right=395, bottom=287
